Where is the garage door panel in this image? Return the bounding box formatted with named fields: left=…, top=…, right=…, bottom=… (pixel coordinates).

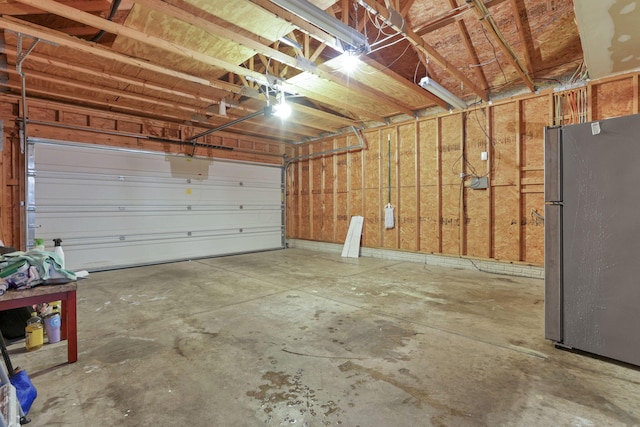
left=28, top=139, right=284, bottom=271
left=34, top=211, right=282, bottom=236
left=35, top=175, right=280, bottom=205
left=70, top=231, right=281, bottom=270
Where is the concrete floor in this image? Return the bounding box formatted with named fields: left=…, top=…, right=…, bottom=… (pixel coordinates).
left=7, top=248, right=640, bottom=426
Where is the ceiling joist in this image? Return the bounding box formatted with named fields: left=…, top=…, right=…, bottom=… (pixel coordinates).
left=356, top=0, right=489, bottom=101
left=0, top=0, right=585, bottom=143
left=468, top=0, right=535, bottom=92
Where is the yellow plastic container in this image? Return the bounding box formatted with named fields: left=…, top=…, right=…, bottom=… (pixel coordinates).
left=25, top=313, right=43, bottom=351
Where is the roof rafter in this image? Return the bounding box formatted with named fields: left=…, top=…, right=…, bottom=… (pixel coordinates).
left=0, top=0, right=111, bottom=15
left=356, top=0, right=489, bottom=101
left=0, top=16, right=242, bottom=94
left=508, top=0, right=533, bottom=74
left=468, top=0, right=534, bottom=91
left=134, top=0, right=416, bottom=118
left=446, top=0, right=489, bottom=92
left=13, top=0, right=270, bottom=83
left=3, top=2, right=369, bottom=130
left=413, top=0, right=508, bottom=36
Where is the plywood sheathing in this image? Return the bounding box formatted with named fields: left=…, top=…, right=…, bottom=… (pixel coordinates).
left=439, top=114, right=462, bottom=255
left=285, top=73, right=398, bottom=120
left=404, top=0, right=582, bottom=100
left=298, top=147, right=311, bottom=240
left=112, top=1, right=282, bottom=81
left=282, top=71, right=640, bottom=266
left=111, top=0, right=412, bottom=127
left=520, top=96, right=547, bottom=264
left=335, top=137, right=349, bottom=243
left=593, top=77, right=635, bottom=120
left=310, top=143, right=323, bottom=240
left=381, top=130, right=397, bottom=249
left=1, top=30, right=227, bottom=119
left=399, top=123, right=418, bottom=251
left=418, top=118, right=440, bottom=254
left=464, top=108, right=490, bottom=259
left=363, top=129, right=381, bottom=248
left=490, top=102, right=519, bottom=260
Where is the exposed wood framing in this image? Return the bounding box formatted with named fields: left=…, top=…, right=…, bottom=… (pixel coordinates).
left=486, top=105, right=493, bottom=258
left=132, top=0, right=415, bottom=118
left=447, top=0, right=489, bottom=92
left=458, top=113, right=465, bottom=256
left=412, top=0, right=508, bottom=36
left=436, top=117, right=443, bottom=253
left=285, top=69, right=640, bottom=266
left=515, top=99, right=522, bottom=260
left=468, top=0, right=535, bottom=92
left=0, top=16, right=241, bottom=94
left=360, top=57, right=446, bottom=110
left=0, top=0, right=110, bottom=15
left=400, top=0, right=419, bottom=17
left=508, top=0, right=533, bottom=74
left=13, top=0, right=272, bottom=83
left=356, top=0, right=489, bottom=101
left=247, top=0, right=345, bottom=52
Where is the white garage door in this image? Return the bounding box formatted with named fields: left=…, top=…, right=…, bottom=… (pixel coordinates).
left=27, top=139, right=284, bottom=271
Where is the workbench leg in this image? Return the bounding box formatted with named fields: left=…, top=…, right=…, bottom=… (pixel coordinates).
left=67, top=291, right=77, bottom=363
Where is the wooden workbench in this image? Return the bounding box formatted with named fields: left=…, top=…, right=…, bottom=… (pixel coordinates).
left=0, top=283, right=77, bottom=363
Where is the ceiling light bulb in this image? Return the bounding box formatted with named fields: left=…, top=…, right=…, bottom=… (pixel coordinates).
left=273, top=100, right=291, bottom=119
left=340, top=51, right=360, bottom=73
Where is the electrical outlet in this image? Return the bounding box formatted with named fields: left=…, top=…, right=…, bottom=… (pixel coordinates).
left=481, top=151, right=488, bottom=161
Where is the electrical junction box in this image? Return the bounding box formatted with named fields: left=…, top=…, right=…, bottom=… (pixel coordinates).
left=470, top=176, right=489, bottom=190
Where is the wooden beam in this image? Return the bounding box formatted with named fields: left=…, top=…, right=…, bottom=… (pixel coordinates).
left=356, top=0, right=488, bottom=101
left=508, top=0, right=533, bottom=74
left=285, top=76, right=386, bottom=122
left=486, top=104, right=493, bottom=258
left=400, top=0, right=419, bottom=17
left=436, top=117, right=443, bottom=253
left=0, top=78, right=208, bottom=124
left=0, top=16, right=243, bottom=95
left=341, top=0, right=349, bottom=24
left=515, top=100, right=523, bottom=260
left=468, top=0, right=535, bottom=92
left=249, top=0, right=343, bottom=51
left=413, top=0, right=508, bottom=36
left=361, top=55, right=449, bottom=110
left=294, top=103, right=356, bottom=127
left=0, top=0, right=110, bottom=15
left=2, top=19, right=351, bottom=134
left=57, top=27, right=105, bottom=38
left=13, top=0, right=269, bottom=83
left=0, top=46, right=225, bottom=106
left=9, top=68, right=210, bottom=115
left=2, top=74, right=316, bottom=142
left=116, top=0, right=417, bottom=121
left=447, top=0, right=489, bottom=92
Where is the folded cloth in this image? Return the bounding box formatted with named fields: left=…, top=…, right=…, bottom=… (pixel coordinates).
left=0, top=250, right=76, bottom=289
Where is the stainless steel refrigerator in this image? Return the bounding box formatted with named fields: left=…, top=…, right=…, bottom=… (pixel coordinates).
left=545, top=114, right=640, bottom=366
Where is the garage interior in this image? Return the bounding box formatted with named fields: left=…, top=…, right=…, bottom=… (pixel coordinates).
left=0, top=0, right=640, bottom=425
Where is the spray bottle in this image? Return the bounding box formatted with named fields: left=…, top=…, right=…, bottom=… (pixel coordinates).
left=53, top=238, right=65, bottom=269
